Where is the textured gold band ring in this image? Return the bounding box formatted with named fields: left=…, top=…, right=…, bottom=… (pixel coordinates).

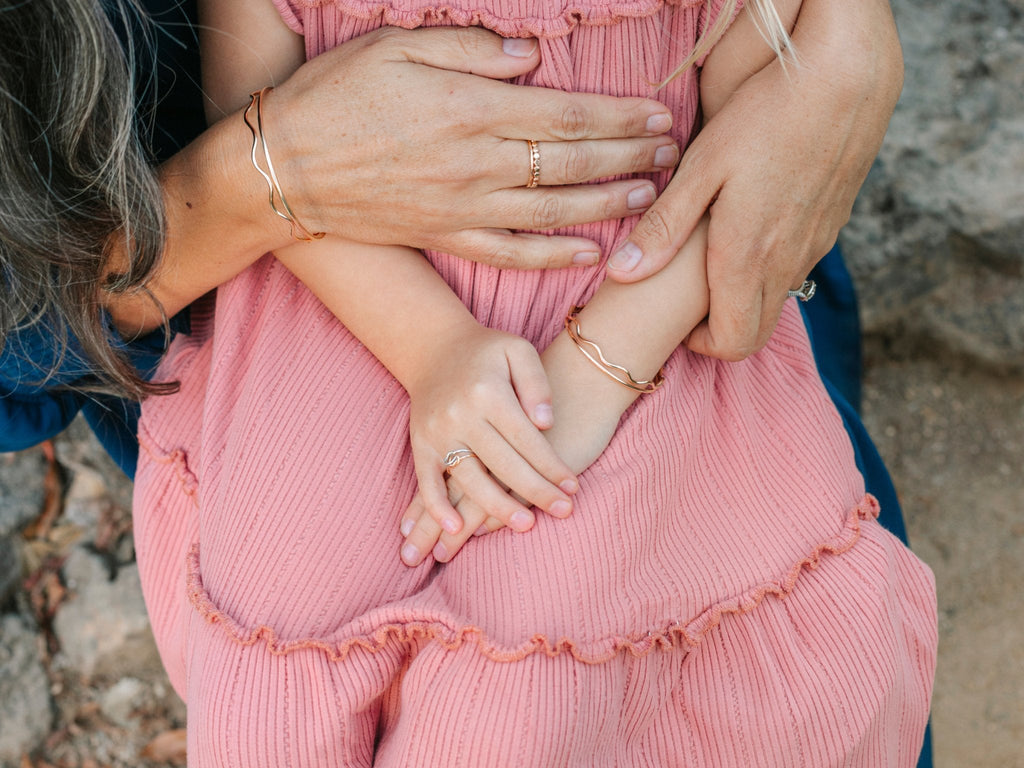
left=526, top=139, right=541, bottom=188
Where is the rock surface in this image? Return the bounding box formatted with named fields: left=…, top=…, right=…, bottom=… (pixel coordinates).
left=842, top=0, right=1024, bottom=372
left=0, top=616, right=52, bottom=764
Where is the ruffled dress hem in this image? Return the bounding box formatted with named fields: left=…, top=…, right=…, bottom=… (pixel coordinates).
left=183, top=494, right=881, bottom=665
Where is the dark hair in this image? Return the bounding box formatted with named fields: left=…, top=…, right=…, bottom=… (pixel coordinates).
left=0, top=0, right=173, bottom=399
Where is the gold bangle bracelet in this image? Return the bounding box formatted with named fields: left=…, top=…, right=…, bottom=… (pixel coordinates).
left=243, top=87, right=325, bottom=243
left=564, top=305, right=664, bottom=393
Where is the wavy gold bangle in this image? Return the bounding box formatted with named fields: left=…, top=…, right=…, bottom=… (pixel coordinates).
left=243, top=87, right=325, bottom=243
left=564, top=305, right=664, bottom=393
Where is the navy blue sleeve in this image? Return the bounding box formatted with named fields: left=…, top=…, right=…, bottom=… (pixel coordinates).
left=0, top=319, right=93, bottom=451
left=1, top=311, right=188, bottom=478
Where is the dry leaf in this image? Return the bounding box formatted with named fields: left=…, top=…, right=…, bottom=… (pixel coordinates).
left=22, top=441, right=63, bottom=540
left=141, top=729, right=188, bottom=763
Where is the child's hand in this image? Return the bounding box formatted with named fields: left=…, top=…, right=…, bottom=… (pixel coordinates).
left=398, top=330, right=629, bottom=566
left=399, top=484, right=503, bottom=566
left=404, top=323, right=578, bottom=544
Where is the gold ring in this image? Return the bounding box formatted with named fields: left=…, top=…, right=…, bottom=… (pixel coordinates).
left=526, top=139, right=541, bottom=188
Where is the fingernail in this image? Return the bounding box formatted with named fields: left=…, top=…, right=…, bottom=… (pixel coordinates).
left=534, top=403, right=553, bottom=428
left=510, top=510, right=534, bottom=532
left=401, top=544, right=421, bottom=565
left=432, top=541, right=449, bottom=561
left=608, top=241, right=643, bottom=272
left=502, top=38, right=537, bottom=57
left=654, top=144, right=679, bottom=168
left=572, top=250, right=600, bottom=266
left=627, top=185, right=656, bottom=211
left=559, top=478, right=578, bottom=494
left=442, top=517, right=460, bottom=535
left=550, top=500, right=572, bottom=518
left=400, top=518, right=414, bottom=537
left=473, top=524, right=488, bottom=537
left=646, top=113, right=672, bottom=133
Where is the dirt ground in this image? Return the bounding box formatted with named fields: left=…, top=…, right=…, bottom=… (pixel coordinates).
left=861, top=340, right=1024, bottom=768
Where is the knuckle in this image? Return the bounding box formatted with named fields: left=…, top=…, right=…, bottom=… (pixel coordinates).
left=529, top=194, right=564, bottom=230
left=482, top=246, right=517, bottom=270
left=632, top=142, right=653, bottom=171
left=562, top=143, right=594, bottom=182
left=467, top=379, right=491, bottom=404
left=559, top=103, right=592, bottom=139
left=452, top=27, right=482, bottom=59
left=633, top=206, right=674, bottom=246
left=600, top=188, right=622, bottom=219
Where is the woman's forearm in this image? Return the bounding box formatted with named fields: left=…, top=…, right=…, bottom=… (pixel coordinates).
left=794, top=0, right=902, bottom=103
left=105, top=112, right=292, bottom=336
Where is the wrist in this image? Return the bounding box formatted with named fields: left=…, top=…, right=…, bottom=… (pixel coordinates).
left=543, top=331, right=639, bottom=420
left=164, top=109, right=295, bottom=259
left=396, top=315, right=487, bottom=397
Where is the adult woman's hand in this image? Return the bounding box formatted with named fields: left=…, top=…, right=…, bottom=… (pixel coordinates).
left=605, top=0, right=903, bottom=361
left=118, top=22, right=676, bottom=336
left=265, top=27, right=678, bottom=269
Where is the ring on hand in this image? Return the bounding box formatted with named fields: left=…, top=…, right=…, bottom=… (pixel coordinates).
left=786, top=279, right=817, bottom=302
left=442, top=449, right=477, bottom=470
left=525, top=139, right=541, bottom=188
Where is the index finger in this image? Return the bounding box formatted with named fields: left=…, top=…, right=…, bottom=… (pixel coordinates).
left=386, top=27, right=672, bottom=140
left=484, top=83, right=673, bottom=141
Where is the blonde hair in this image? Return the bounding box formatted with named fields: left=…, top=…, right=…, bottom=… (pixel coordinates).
left=662, top=0, right=796, bottom=87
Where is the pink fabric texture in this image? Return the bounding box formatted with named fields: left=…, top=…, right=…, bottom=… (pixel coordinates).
left=133, top=0, right=938, bottom=764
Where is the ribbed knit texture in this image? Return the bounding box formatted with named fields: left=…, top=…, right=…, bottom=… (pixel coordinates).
left=132, top=1, right=938, bottom=764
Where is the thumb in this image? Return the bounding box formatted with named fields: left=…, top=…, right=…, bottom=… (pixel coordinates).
left=506, top=342, right=555, bottom=430
left=382, top=27, right=541, bottom=80
left=606, top=137, right=720, bottom=283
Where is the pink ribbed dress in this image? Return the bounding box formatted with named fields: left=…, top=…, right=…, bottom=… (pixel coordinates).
left=132, top=0, right=938, bottom=764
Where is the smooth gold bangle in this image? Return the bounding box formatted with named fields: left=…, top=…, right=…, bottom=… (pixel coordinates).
left=564, top=306, right=664, bottom=393
left=243, top=87, right=325, bottom=243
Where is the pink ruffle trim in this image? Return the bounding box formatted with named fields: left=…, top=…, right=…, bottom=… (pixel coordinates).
left=286, top=0, right=702, bottom=38
left=138, top=424, right=199, bottom=505
left=185, top=495, right=881, bottom=665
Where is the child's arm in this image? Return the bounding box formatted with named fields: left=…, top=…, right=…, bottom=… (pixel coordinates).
left=200, top=0, right=578, bottom=534
left=400, top=0, right=803, bottom=561
left=280, top=239, right=578, bottom=535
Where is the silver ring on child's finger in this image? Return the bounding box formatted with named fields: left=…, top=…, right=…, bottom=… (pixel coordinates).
left=525, top=139, right=541, bottom=188
left=786, top=279, right=817, bottom=302
left=442, top=448, right=477, bottom=470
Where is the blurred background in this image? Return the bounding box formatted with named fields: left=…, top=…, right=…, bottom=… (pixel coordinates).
left=846, top=0, right=1023, bottom=765
left=1, top=0, right=1021, bottom=765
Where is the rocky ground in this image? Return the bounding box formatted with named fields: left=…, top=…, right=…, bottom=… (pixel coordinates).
left=2, top=0, right=1022, bottom=766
